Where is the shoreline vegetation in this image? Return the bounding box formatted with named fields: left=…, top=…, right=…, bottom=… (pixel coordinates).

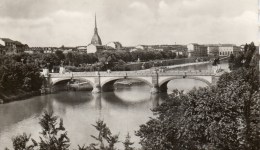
left=0, top=90, right=40, bottom=104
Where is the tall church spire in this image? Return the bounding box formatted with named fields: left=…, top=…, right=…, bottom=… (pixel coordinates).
left=95, top=13, right=97, bottom=29
left=91, top=13, right=102, bottom=46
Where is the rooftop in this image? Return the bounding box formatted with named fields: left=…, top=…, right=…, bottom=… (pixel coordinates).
left=1, top=38, right=14, bottom=42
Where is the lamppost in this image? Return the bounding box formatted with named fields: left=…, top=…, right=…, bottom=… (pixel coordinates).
left=46, top=62, right=50, bottom=72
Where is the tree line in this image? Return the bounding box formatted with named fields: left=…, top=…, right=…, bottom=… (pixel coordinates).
left=2, top=49, right=178, bottom=72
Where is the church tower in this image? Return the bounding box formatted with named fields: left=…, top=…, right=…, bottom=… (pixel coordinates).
left=91, top=14, right=102, bottom=46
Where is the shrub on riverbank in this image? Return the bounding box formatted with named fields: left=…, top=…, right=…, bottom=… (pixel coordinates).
left=0, top=90, right=40, bottom=103
left=0, top=55, right=43, bottom=103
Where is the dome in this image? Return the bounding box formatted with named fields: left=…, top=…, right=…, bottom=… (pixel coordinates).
left=106, top=41, right=122, bottom=49
left=91, top=31, right=102, bottom=46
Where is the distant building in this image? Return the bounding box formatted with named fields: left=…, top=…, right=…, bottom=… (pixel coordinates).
left=219, top=44, right=240, bottom=56
left=106, top=42, right=123, bottom=50
left=87, top=44, right=115, bottom=53
left=123, top=46, right=136, bottom=52
left=206, top=44, right=219, bottom=57
left=59, top=45, right=76, bottom=53
left=0, top=43, right=5, bottom=54
left=132, top=44, right=188, bottom=57
left=0, top=38, right=28, bottom=54
left=29, top=47, right=58, bottom=53
left=135, top=45, right=148, bottom=50
left=76, top=46, right=88, bottom=53
left=187, top=43, right=208, bottom=58
left=90, top=14, right=102, bottom=46
left=86, top=15, right=123, bottom=54
left=168, top=45, right=188, bottom=57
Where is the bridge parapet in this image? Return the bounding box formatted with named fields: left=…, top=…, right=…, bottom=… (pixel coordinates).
left=49, top=70, right=215, bottom=77
left=159, top=70, right=214, bottom=76
left=49, top=72, right=96, bottom=77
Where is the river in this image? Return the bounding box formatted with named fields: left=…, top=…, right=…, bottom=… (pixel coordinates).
left=0, top=62, right=228, bottom=149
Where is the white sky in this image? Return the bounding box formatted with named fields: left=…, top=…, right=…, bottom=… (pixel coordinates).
left=0, top=0, right=258, bottom=47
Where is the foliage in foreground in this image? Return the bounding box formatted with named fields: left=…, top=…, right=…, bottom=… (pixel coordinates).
left=6, top=111, right=135, bottom=150
left=136, top=66, right=260, bottom=150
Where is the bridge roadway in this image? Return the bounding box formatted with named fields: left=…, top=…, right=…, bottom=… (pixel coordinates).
left=44, top=69, right=223, bottom=94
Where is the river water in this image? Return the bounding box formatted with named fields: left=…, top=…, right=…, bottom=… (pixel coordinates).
left=0, top=62, right=228, bottom=149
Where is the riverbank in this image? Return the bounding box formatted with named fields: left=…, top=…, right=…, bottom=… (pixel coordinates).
left=142, top=60, right=211, bottom=71
left=166, top=61, right=211, bottom=69
left=147, top=56, right=229, bottom=71
left=0, top=90, right=41, bottom=104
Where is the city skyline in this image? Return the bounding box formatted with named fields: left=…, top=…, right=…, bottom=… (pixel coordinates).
left=0, top=0, right=258, bottom=47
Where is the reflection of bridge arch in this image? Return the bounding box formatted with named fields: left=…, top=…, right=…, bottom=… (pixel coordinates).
left=101, top=92, right=153, bottom=107
left=101, top=77, right=153, bottom=92
left=51, top=77, right=95, bottom=88
left=159, top=76, right=211, bottom=92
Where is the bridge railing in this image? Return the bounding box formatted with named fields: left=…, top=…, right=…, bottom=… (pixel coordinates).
left=160, top=70, right=214, bottom=76
left=48, top=70, right=215, bottom=77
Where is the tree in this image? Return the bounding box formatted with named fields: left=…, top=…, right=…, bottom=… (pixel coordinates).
left=10, top=133, right=37, bottom=150
left=122, top=133, right=134, bottom=150
left=137, top=67, right=260, bottom=150
left=229, top=42, right=257, bottom=70
left=136, top=90, right=185, bottom=150
left=7, top=111, right=70, bottom=150
left=38, top=111, right=70, bottom=150
left=113, top=59, right=126, bottom=71
left=89, top=120, right=119, bottom=150
left=55, top=50, right=65, bottom=61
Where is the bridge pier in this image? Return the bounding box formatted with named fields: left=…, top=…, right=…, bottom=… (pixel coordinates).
left=41, top=69, right=53, bottom=94
left=92, top=84, right=101, bottom=93
left=212, top=75, right=219, bottom=85
left=150, top=94, right=159, bottom=109
left=151, top=71, right=159, bottom=94
left=150, top=85, right=159, bottom=94
left=92, top=72, right=101, bottom=93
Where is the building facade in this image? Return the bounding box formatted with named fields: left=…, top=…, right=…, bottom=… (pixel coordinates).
left=219, top=44, right=240, bottom=56
left=207, top=45, right=219, bottom=57
left=187, top=43, right=208, bottom=58
left=0, top=38, right=28, bottom=54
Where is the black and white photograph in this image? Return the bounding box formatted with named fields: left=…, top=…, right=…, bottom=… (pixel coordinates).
left=0, top=0, right=259, bottom=150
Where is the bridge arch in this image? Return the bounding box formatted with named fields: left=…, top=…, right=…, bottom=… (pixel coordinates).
left=159, top=76, right=211, bottom=92
left=101, top=77, right=153, bottom=92
left=51, top=77, right=95, bottom=87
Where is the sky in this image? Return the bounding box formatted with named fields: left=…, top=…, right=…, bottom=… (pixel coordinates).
left=0, top=0, right=258, bottom=47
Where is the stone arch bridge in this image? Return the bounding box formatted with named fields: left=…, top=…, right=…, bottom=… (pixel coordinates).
left=43, top=70, right=222, bottom=94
